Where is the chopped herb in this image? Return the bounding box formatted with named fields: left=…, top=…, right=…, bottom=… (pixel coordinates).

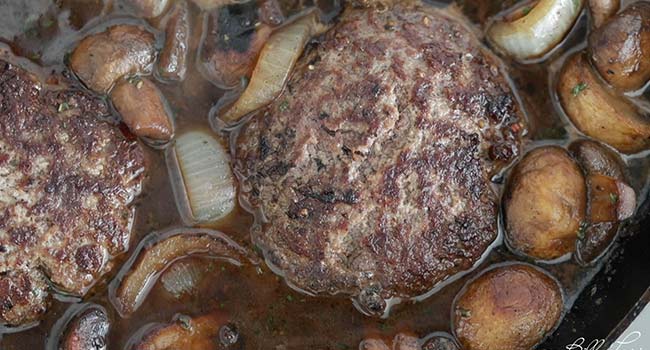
left=573, top=0, right=581, bottom=11
left=337, top=343, right=352, bottom=350
left=610, top=193, right=619, bottom=204
left=57, top=102, right=70, bottom=113
left=220, top=302, right=225, bottom=309
left=286, top=294, right=294, bottom=302
left=279, top=100, right=289, bottom=112
left=42, top=18, right=55, bottom=28
left=522, top=6, right=532, bottom=15
left=379, top=322, right=391, bottom=330
left=29, top=52, right=41, bottom=61
left=127, top=75, right=141, bottom=85
left=459, top=308, right=472, bottom=317
left=178, top=315, right=192, bottom=330
left=572, top=82, right=588, bottom=96
left=576, top=221, right=589, bottom=240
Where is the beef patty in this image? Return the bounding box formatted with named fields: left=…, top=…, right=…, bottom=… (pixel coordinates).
left=0, top=55, right=145, bottom=326
left=235, top=2, right=524, bottom=313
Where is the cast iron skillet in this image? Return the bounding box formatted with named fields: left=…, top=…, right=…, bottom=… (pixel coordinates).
left=542, top=209, right=650, bottom=349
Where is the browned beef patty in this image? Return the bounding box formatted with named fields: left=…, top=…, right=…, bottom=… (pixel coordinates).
left=235, top=2, right=523, bottom=312
left=0, top=56, right=145, bottom=326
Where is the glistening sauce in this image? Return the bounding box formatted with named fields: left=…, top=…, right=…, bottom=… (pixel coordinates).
left=0, top=0, right=649, bottom=349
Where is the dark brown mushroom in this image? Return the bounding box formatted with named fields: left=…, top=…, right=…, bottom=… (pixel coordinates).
left=589, top=1, right=650, bottom=92
left=452, top=263, right=564, bottom=350
left=60, top=306, right=110, bottom=350
left=69, top=25, right=157, bottom=93
left=569, top=140, right=636, bottom=265
left=158, top=1, right=190, bottom=81
left=111, top=77, right=174, bottom=142
left=198, top=0, right=273, bottom=88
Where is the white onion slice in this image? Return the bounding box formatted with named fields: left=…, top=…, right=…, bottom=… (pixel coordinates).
left=160, top=261, right=204, bottom=298
left=172, top=130, right=235, bottom=223
left=221, top=11, right=329, bottom=122
left=488, top=0, right=584, bottom=61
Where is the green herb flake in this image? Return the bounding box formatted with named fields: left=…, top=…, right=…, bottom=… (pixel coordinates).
left=610, top=193, right=619, bottom=204
left=42, top=18, right=55, bottom=28
left=127, top=75, right=142, bottom=85
left=572, top=82, right=588, bottom=96
left=178, top=315, right=192, bottom=330
left=57, top=102, right=70, bottom=113
left=279, top=100, right=289, bottom=112
left=459, top=308, right=472, bottom=318
left=286, top=294, right=294, bottom=302
left=576, top=221, right=589, bottom=240
left=337, top=343, right=352, bottom=350
left=522, top=6, right=532, bottom=15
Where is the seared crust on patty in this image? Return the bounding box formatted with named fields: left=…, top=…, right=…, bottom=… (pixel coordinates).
left=235, top=2, right=523, bottom=309
left=0, top=56, right=145, bottom=326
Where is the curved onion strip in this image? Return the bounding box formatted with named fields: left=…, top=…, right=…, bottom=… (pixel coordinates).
left=110, top=229, right=254, bottom=317
left=221, top=11, right=330, bottom=122
left=488, top=0, right=584, bottom=60
left=134, top=314, right=227, bottom=350
left=172, top=130, right=235, bottom=224
left=160, top=261, right=204, bottom=298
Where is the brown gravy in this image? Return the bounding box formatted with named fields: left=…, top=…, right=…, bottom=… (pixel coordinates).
left=1, top=0, right=649, bottom=349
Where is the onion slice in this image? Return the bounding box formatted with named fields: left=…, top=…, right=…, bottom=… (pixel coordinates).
left=487, top=0, right=584, bottom=61
left=160, top=261, right=204, bottom=298
left=221, top=11, right=330, bottom=122
left=169, top=130, right=236, bottom=224
left=109, top=229, right=254, bottom=316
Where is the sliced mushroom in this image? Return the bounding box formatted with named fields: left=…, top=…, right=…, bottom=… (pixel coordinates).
left=504, top=146, right=587, bottom=260
left=588, top=0, right=620, bottom=28
left=158, top=1, right=190, bottom=81
left=111, top=77, right=174, bottom=142
left=569, top=140, right=636, bottom=265
left=557, top=52, right=650, bottom=153
left=59, top=305, right=110, bottom=350
left=589, top=1, right=650, bottom=92
left=69, top=25, right=156, bottom=93
left=198, top=0, right=273, bottom=88
left=452, top=263, right=564, bottom=350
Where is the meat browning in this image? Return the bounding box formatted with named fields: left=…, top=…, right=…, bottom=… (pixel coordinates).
left=235, top=3, right=523, bottom=311
left=0, top=56, right=145, bottom=326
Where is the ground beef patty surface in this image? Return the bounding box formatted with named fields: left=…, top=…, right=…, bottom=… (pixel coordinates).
left=0, top=56, right=145, bottom=326
left=235, top=2, right=524, bottom=312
